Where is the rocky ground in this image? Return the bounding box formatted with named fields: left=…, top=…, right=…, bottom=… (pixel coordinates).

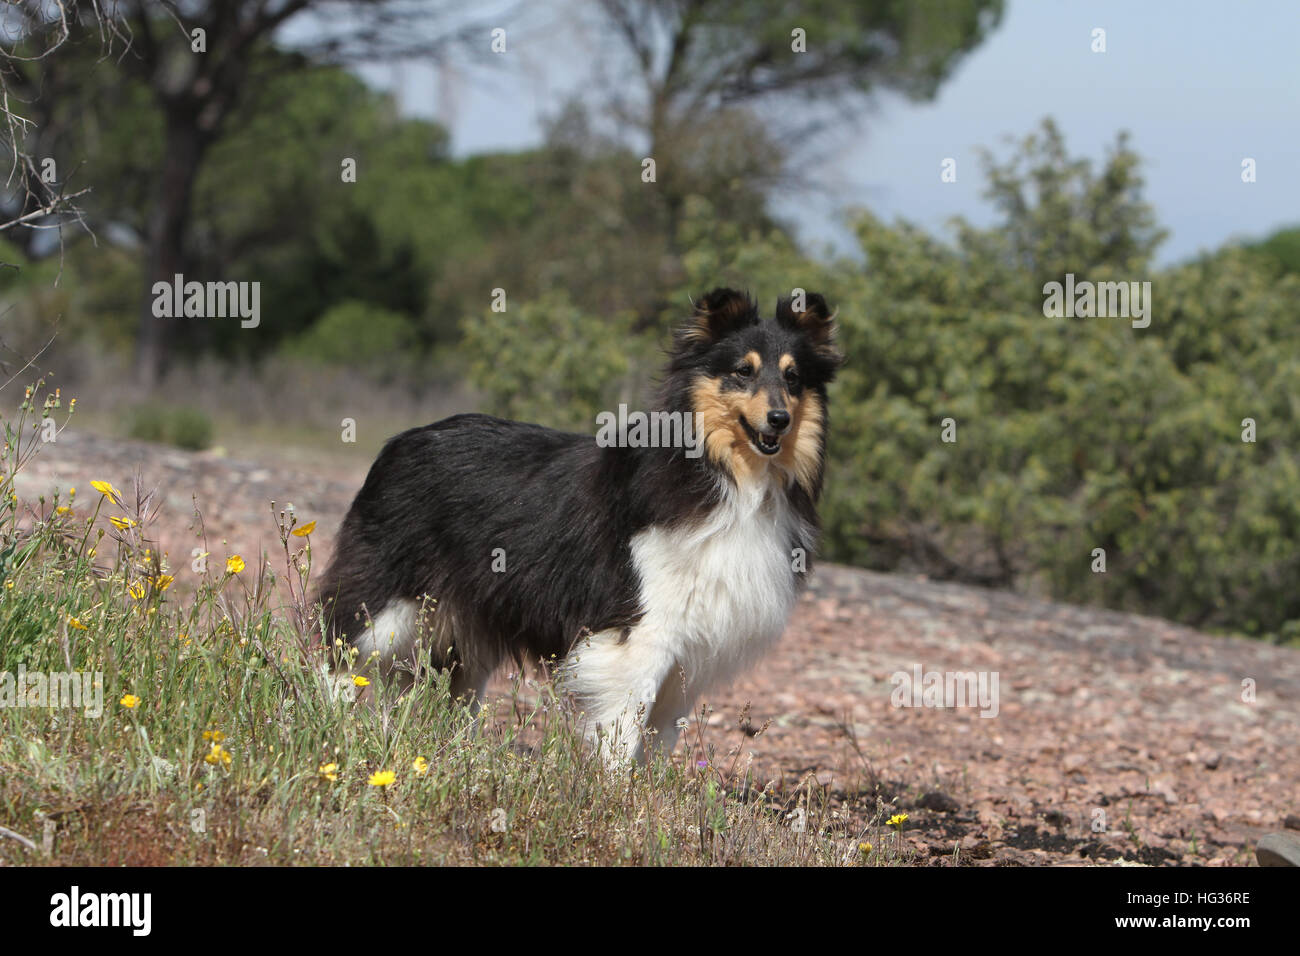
left=14, top=430, right=1300, bottom=865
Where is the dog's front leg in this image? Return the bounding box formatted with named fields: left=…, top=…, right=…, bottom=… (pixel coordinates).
left=559, top=627, right=677, bottom=768
left=644, top=664, right=692, bottom=758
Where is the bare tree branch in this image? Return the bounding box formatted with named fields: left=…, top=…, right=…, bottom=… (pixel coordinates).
left=0, top=182, right=89, bottom=231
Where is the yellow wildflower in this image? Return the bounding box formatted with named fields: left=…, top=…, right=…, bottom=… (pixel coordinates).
left=204, top=743, right=232, bottom=768
left=292, top=521, right=316, bottom=537
left=226, top=555, right=245, bottom=574
left=412, top=756, right=429, bottom=777
left=91, top=480, right=122, bottom=502
left=352, top=675, right=370, bottom=688
left=120, top=694, right=141, bottom=709
left=886, top=813, right=909, bottom=828
left=109, top=516, right=136, bottom=531
left=67, top=616, right=88, bottom=630
left=318, top=762, right=339, bottom=782
left=368, top=770, right=396, bottom=787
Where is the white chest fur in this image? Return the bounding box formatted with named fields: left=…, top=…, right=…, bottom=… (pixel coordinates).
left=629, top=479, right=807, bottom=690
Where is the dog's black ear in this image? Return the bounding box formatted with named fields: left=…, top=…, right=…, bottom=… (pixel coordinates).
left=776, top=292, right=843, bottom=367
left=679, top=288, right=758, bottom=348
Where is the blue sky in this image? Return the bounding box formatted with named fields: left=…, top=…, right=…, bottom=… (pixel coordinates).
left=352, top=0, right=1300, bottom=267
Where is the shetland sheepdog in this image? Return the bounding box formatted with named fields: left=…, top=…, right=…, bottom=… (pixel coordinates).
left=318, top=288, right=842, bottom=763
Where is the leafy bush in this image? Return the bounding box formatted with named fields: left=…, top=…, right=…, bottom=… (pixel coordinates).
left=461, top=291, right=645, bottom=432
left=1243, top=225, right=1300, bottom=278
left=126, top=405, right=214, bottom=450
left=284, top=299, right=419, bottom=371
left=820, top=123, right=1300, bottom=639
left=124, top=405, right=167, bottom=443
left=169, top=406, right=216, bottom=451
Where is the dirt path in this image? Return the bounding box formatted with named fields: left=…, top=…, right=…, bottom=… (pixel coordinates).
left=15, top=430, right=1300, bottom=865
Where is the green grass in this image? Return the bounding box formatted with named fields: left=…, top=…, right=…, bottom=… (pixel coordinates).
left=0, top=381, right=892, bottom=866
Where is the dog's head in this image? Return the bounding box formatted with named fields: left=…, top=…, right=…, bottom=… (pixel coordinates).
left=669, top=288, right=843, bottom=496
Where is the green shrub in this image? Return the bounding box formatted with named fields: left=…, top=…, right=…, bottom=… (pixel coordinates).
left=817, top=123, right=1300, bottom=639
left=461, top=291, right=645, bottom=432
left=127, top=405, right=214, bottom=450
left=169, top=406, right=215, bottom=450
left=1243, top=225, right=1300, bottom=278
left=284, top=299, right=419, bottom=370
left=125, top=405, right=168, bottom=443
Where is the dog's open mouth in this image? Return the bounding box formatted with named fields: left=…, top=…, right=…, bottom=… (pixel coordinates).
left=740, top=417, right=782, bottom=456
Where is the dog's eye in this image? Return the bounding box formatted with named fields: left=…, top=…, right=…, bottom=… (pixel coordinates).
left=735, top=363, right=754, bottom=378
left=785, top=369, right=801, bottom=388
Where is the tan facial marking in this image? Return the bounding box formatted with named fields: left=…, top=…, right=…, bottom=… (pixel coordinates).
left=690, top=375, right=823, bottom=494
left=741, top=350, right=762, bottom=372
left=691, top=378, right=765, bottom=487
left=775, top=390, right=824, bottom=496
left=779, top=354, right=796, bottom=372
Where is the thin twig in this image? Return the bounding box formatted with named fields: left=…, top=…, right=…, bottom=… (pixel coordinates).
left=0, top=825, right=37, bottom=851
left=0, top=327, right=57, bottom=393
left=0, top=185, right=91, bottom=233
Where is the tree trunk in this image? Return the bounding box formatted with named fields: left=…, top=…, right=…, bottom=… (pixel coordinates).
left=134, top=109, right=207, bottom=387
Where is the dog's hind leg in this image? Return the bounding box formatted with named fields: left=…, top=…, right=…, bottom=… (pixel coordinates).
left=445, top=647, right=500, bottom=736
left=350, top=598, right=422, bottom=688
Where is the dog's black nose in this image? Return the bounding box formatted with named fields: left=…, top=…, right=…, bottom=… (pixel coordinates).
left=767, top=409, right=791, bottom=431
